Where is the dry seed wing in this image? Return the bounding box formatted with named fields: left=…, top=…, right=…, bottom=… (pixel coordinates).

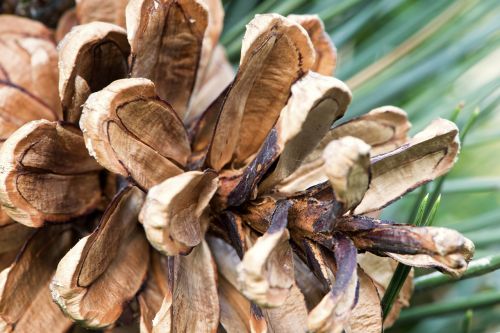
left=0, top=15, right=53, bottom=38
left=127, top=0, right=208, bottom=119
left=357, top=253, right=413, bottom=327
left=313, top=106, right=410, bottom=160
left=0, top=227, right=74, bottom=332
left=138, top=252, right=173, bottom=333
left=288, top=14, right=337, bottom=75
left=208, top=14, right=315, bottom=170
left=208, top=236, right=246, bottom=288
left=50, top=186, right=149, bottom=328
left=0, top=120, right=103, bottom=227
left=258, top=73, right=351, bottom=193
left=0, top=16, right=60, bottom=141
left=55, top=8, right=78, bottom=42
left=139, top=170, right=219, bottom=255
left=294, top=254, right=328, bottom=310
left=237, top=201, right=294, bottom=307
left=58, top=22, right=130, bottom=123
left=272, top=136, right=370, bottom=213
left=0, top=16, right=60, bottom=113
left=259, top=284, right=308, bottom=333
left=186, top=45, right=235, bottom=125
left=80, top=78, right=190, bottom=190
left=0, top=222, right=33, bottom=254
left=218, top=273, right=252, bottom=333
left=208, top=237, right=267, bottom=332
left=322, top=136, right=371, bottom=213
left=338, top=216, right=474, bottom=277
left=307, top=235, right=358, bottom=333
left=188, top=0, right=226, bottom=122
left=269, top=158, right=327, bottom=196
left=210, top=236, right=307, bottom=332
left=345, top=266, right=382, bottom=333
left=354, top=118, right=459, bottom=214
left=152, top=241, right=219, bottom=333
left=76, top=0, right=129, bottom=27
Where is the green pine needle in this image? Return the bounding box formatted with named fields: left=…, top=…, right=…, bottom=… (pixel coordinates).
left=460, top=107, right=481, bottom=141
left=462, top=309, right=474, bottom=333
left=381, top=194, right=430, bottom=319
left=422, top=194, right=441, bottom=227
left=381, top=264, right=412, bottom=320
left=407, top=185, right=428, bottom=224
left=450, top=103, right=465, bottom=122
left=398, top=291, right=500, bottom=323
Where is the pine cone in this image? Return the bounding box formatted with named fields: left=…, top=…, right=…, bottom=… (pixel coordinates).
left=0, top=1, right=474, bottom=332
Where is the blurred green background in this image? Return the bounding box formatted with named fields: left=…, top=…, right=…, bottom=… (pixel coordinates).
left=219, top=0, right=500, bottom=332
